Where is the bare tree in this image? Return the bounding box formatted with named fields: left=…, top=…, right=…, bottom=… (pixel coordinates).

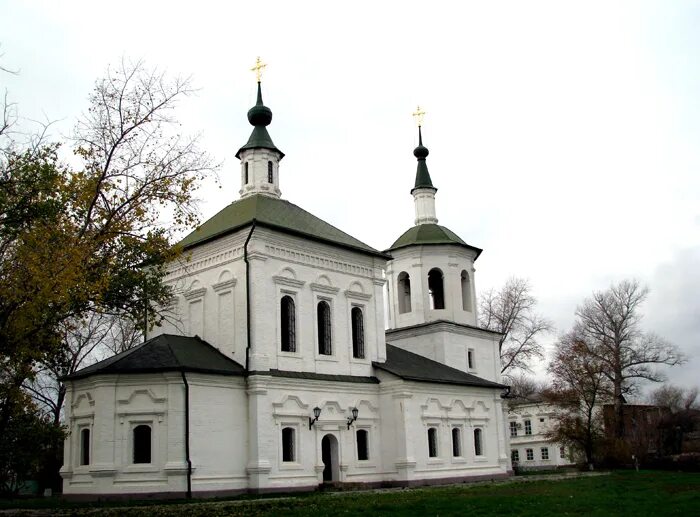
left=649, top=384, right=699, bottom=413
left=479, top=277, right=553, bottom=375
left=507, top=372, right=548, bottom=401
left=544, top=331, right=608, bottom=468
left=574, top=279, right=685, bottom=439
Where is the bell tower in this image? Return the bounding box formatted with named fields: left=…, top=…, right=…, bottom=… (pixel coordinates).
left=236, top=57, right=284, bottom=199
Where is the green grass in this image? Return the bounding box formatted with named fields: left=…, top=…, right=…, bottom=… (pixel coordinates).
left=2, top=471, right=699, bottom=516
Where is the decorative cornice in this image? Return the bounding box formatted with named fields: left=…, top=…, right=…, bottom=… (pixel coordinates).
left=183, top=287, right=207, bottom=301
left=311, top=283, right=340, bottom=295
left=265, top=244, right=375, bottom=278
left=212, top=278, right=237, bottom=293
left=273, top=276, right=306, bottom=289
left=345, top=289, right=372, bottom=301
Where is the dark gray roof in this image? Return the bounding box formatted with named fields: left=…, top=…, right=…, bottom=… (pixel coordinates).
left=374, top=344, right=507, bottom=389
left=63, top=334, right=246, bottom=381
left=179, top=194, right=387, bottom=258
left=251, top=369, right=379, bottom=384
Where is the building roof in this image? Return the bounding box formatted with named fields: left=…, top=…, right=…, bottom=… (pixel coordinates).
left=179, top=193, right=387, bottom=257
left=63, top=334, right=246, bottom=381
left=235, top=82, right=284, bottom=159
left=386, top=223, right=483, bottom=257
left=374, top=344, right=507, bottom=389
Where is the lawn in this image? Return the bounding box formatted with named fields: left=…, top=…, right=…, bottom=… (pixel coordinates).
left=3, top=471, right=699, bottom=516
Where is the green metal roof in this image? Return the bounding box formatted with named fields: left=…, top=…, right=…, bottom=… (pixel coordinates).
left=180, top=194, right=387, bottom=257
left=386, top=223, right=482, bottom=258
left=235, top=82, right=284, bottom=159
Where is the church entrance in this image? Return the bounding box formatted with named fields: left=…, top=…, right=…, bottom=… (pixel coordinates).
left=321, top=434, right=339, bottom=482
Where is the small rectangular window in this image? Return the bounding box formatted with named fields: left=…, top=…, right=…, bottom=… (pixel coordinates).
left=467, top=349, right=475, bottom=369
left=267, top=161, right=273, bottom=183
left=526, top=448, right=534, bottom=461
left=509, top=421, right=517, bottom=437
left=452, top=428, right=462, bottom=457
left=80, top=428, right=90, bottom=466
left=560, top=446, right=566, bottom=459
left=428, top=428, right=438, bottom=458
left=541, top=447, right=549, bottom=460
left=282, top=427, right=295, bottom=462
left=524, top=419, right=532, bottom=435
left=511, top=449, right=519, bottom=463
left=357, top=429, right=369, bottom=461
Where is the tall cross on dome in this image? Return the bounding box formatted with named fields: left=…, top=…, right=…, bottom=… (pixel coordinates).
left=412, top=105, right=426, bottom=127
left=251, top=56, right=267, bottom=82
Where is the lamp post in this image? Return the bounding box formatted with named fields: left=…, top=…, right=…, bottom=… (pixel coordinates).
left=347, top=407, right=359, bottom=429
left=309, top=406, right=322, bottom=429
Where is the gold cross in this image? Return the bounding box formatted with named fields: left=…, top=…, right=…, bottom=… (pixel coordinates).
left=251, top=56, right=267, bottom=82
left=412, top=105, right=426, bottom=127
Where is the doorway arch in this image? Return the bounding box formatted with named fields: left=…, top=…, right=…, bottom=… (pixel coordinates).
left=321, top=434, right=339, bottom=482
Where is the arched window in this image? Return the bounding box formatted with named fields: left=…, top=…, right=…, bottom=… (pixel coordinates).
left=317, top=301, right=332, bottom=355
left=351, top=307, right=365, bottom=359
left=461, top=270, right=472, bottom=311
left=133, top=425, right=152, bottom=464
left=280, top=296, right=296, bottom=352
left=244, top=162, right=249, bottom=184
left=452, top=427, right=462, bottom=457
left=474, top=428, right=483, bottom=456
left=267, top=161, right=273, bottom=183
left=80, top=428, right=90, bottom=466
left=356, top=429, right=369, bottom=460
left=427, top=427, right=438, bottom=458
left=428, top=268, right=445, bottom=310
left=397, top=272, right=412, bottom=314
left=282, top=427, right=295, bottom=462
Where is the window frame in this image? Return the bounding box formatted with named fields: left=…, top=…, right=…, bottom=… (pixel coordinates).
left=509, top=421, right=518, bottom=437
left=511, top=449, right=520, bottom=463
left=541, top=447, right=549, bottom=460
left=451, top=427, right=462, bottom=458
left=526, top=448, right=534, bottom=461
left=427, top=427, right=439, bottom=458
left=356, top=429, right=370, bottom=461
left=244, top=162, right=249, bottom=184
left=281, top=426, right=297, bottom=463
left=132, top=424, right=152, bottom=464
left=460, top=270, right=472, bottom=311
left=473, top=427, right=484, bottom=457
left=427, top=268, right=446, bottom=310
left=316, top=298, right=333, bottom=356
left=267, top=161, right=274, bottom=183
left=467, top=348, right=476, bottom=371
left=280, top=294, right=297, bottom=353
left=524, top=419, right=532, bottom=435
left=350, top=305, right=365, bottom=359
left=397, top=271, right=412, bottom=314
left=79, top=427, right=91, bottom=466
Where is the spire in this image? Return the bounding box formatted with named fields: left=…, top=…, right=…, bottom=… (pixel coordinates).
left=237, top=57, right=284, bottom=200
left=235, top=57, right=284, bottom=159
left=410, top=106, right=438, bottom=225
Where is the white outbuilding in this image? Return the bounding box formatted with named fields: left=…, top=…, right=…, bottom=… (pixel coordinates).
left=60, top=75, right=512, bottom=499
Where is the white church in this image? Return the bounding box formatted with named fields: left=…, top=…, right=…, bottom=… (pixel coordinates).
left=60, top=68, right=512, bottom=498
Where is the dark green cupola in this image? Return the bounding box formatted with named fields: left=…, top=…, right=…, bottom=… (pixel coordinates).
left=235, top=82, right=284, bottom=159
left=411, top=126, right=435, bottom=194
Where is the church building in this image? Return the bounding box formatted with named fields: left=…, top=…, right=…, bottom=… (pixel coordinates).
left=60, top=64, right=512, bottom=498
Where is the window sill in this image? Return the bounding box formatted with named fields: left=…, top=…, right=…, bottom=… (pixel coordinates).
left=278, top=351, right=302, bottom=358
left=122, top=464, right=160, bottom=474
left=279, top=462, right=304, bottom=471
left=315, top=354, right=339, bottom=362
left=451, top=457, right=467, bottom=464
left=473, top=456, right=488, bottom=462
left=427, top=459, right=445, bottom=466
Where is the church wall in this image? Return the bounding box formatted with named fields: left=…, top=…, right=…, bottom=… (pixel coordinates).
left=376, top=374, right=510, bottom=484
left=152, top=230, right=250, bottom=364
left=386, top=325, right=502, bottom=383
left=245, top=228, right=387, bottom=377
left=245, top=374, right=384, bottom=490
left=386, top=245, right=478, bottom=330
left=62, top=373, right=248, bottom=497
left=188, top=374, right=249, bottom=492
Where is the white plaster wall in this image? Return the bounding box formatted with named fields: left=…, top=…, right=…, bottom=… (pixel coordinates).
left=386, top=325, right=502, bottom=384
left=386, top=245, right=478, bottom=330
left=376, top=374, right=510, bottom=483
left=508, top=403, right=576, bottom=468
left=245, top=375, right=384, bottom=490
left=238, top=148, right=282, bottom=199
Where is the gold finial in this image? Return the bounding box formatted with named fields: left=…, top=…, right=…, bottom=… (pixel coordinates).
left=412, top=105, right=426, bottom=127
left=251, top=56, right=267, bottom=82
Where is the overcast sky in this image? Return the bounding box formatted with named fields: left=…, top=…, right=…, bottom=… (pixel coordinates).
left=2, top=1, right=698, bottom=393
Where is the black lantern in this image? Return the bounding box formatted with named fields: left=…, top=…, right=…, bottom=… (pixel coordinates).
left=347, top=407, right=359, bottom=429
left=309, top=406, right=322, bottom=429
